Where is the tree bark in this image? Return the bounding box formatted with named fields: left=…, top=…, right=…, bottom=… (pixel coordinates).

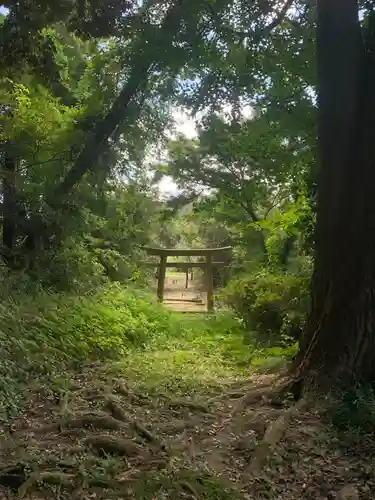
left=50, top=61, right=150, bottom=206
left=293, top=1, right=375, bottom=387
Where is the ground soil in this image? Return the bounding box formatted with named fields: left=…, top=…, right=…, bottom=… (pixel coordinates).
left=159, top=271, right=207, bottom=313
left=0, top=365, right=374, bottom=499
left=0, top=272, right=372, bottom=499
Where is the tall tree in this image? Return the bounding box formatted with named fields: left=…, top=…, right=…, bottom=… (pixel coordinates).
left=0, top=0, right=193, bottom=263
left=159, top=108, right=313, bottom=265
left=293, top=1, right=375, bottom=387
left=0, top=0, right=315, bottom=273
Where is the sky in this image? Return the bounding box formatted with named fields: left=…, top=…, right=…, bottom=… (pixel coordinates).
left=171, top=108, right=198, bottom=140
left=155, top=108, right=198, bottom=197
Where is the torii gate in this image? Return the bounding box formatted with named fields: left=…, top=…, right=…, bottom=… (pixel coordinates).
left=143, top=246, right=232, bottom=312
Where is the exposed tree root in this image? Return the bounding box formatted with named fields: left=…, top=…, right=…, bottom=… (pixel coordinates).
left=16, top=412, right=127, bottom=436
left=159, top=417, right=200, bottom=435
left=18, top=471, right=75, bottom=498
left=208, top=390, right=246, bottom=402
left=0, top=455, right=84, bottom=491
left=232, top=386, right=274, bottom=414
left=249, top=398, right=306, bottom=476
left=168, top=399, right=209, bottom=413
left=114, top=380, right=152, bottom=404
left=16, top=422, right=61, bottom=435
left=102, top=395, right=164, bottom=448
left=207, top=380, right=279, bottom=405
left=1, top=370, right=364, bottom=500
left=102, top=395, right=164, bottom=450
left=18, top=470, right=127, bottom=498
left=83, top=435, right=141, bottom=457
left=232, top=375, right=302, bottom=415
left=133, top=421, right=156, bottom=442
left=67, top=413, right=127, bottom=431
left=133, top=421, right=167, bottom=452
left=104, top=396, right=131, bottom=422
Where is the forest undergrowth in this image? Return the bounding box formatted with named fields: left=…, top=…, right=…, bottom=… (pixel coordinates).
left=0, top=285, right=373, bottom=499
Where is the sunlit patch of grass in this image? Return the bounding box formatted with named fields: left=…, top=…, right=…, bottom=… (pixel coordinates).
left=116, top=346, right=248, bottom=396
left=108, top=312, right=250, bottom=396
left=250, top=342, right=298, bottom=373
left=110, top=311, right=295, bottom=396
left=164, top=270, right=185, bottom=280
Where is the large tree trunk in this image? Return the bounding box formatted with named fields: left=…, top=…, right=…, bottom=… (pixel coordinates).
left=293, top=1, right=375, bottom=387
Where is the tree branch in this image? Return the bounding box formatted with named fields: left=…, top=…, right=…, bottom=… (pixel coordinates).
left=207, top=0, right=294, bottom=43
left=16, top=148, right=72, bottom=172
left=262, top=0, right=295, bottom=35
left=50, top=0, right=187, bottom=208
left=50, top=61, right=150, bottom=207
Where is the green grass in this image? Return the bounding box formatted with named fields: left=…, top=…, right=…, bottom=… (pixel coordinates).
left=0, top=282, right=297, bottom=418
left=329, top=384, right=375, bottom=436
left=0, top=284, right=174, bottom=419
left=107, top=312, right=297, bottom=397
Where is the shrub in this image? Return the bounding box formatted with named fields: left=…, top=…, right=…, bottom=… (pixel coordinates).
left=30, top=238, right=107, bottom=292
left=222, top=269, right=310, bottom=343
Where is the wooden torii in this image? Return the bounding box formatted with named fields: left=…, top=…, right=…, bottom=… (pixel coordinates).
left=143, top=246, right=232, bottom=312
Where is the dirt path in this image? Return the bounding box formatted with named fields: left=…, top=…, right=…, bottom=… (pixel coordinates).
left=0, top=366, right=374, bottom=499
left=161, top=271, right=207, bottom=313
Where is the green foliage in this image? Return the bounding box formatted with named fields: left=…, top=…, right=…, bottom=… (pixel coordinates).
left=113, top=309, right=296, bottom=398
left=0, top=181, right=159, bottom=292
left=329, top=385, right=375, bottom=436
left=0, top=284, right=173, bottom=419
left=253, top=191, right=316, bottom=268
left=31, top=239, right=106, bottom=291
left=1, top=0, right=318, bottom=295
left=0, top=280, right=297, bottom=419
left=159, top=112, right=316, bottom=269
left=223, top=269, right=311, bottom=343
